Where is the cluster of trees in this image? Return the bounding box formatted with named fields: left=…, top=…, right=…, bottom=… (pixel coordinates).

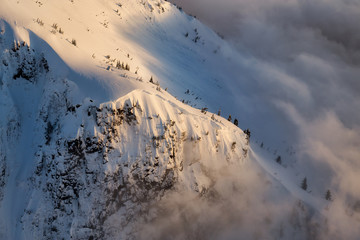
left=216, top=110, right=249, bottom=141
left=116, top=61, right=130, bottom=71
left=301, top=177, right=332, bottom=201
left=36, top=18, right=44, bottom=26
left=52, top=23, right=64, bottom=34
left=225, top=114, right=239, bottom=127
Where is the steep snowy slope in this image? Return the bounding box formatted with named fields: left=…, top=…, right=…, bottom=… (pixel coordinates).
left=0, top=9, right=251, bottom=239
left=0, top=0, right=353, bottom=239
left=0, top=0, right=258, bottom=127
left=0, top=0, right=226, bottom=100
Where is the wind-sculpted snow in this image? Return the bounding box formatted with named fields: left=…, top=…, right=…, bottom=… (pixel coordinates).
left=1, top=0, right=358, bottom=239
left=0, top=22, right=249, bottom=238
left=10, top=82, right=248, bottom=239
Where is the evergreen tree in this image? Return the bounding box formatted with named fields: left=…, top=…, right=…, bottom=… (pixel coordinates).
left=71, top=39, right=77, bottom=46
left=276, top=155, right=282, bottom=164
left=234, top=118, right=238, bottom=126
left=325, top=189, right=332, bottom=201
left=218, top=109, right=221, bottom=116
left=116, top=61, right=121, bottom=69
left=227, top=114, right=232, bottom=121
left=244, top=129, right=251, bottom=139
left=301, top=177, right=308, bottom=191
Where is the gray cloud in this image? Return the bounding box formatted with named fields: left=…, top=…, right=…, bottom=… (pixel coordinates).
left=139, top=0, right=360, bottom=238
left=136, top=161, right=323, bottom=240
left=171, top=0, right=360, bottom=55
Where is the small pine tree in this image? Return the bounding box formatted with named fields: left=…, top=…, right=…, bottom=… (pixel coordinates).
left=201, top=107, right=208, bottom=114
left=234, top=118, right=238, bottom=126
left=325, top=189, right=332, bottom=201
left=71, top=39, right=77, bottom=46
left=217, top=109, right=221, bottom=116
left=116, top=61, right=121, bottom=69
left=243, top=129, right=251, bottom=144
left=149, top=76, right=154, bottom=84
left=244, top=129, right=251, bottom=138
left=276, top=155, right=282, bottom=164
left=211, top=114, right=215, bottom=120
left=301, top=177, right=308, bottom=191
left=260, top=142, right=264, bottom=148
left=227, top=114, right=232, bottom=122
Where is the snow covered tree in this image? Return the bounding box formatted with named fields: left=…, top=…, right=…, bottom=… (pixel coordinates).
left=244, top=129, right=251, bottom=138
left=227, top=114, right=231, bottom=122
left=301, top=177, right=308, bottom=191
left=244, top=129, right=251, bottom=144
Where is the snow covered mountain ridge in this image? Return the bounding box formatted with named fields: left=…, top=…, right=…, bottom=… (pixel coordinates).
left=0, top=1, right=251, bottom=238
left=0, top=20, right=249, bottom=239
left=0, top=0, right=359, bottom=239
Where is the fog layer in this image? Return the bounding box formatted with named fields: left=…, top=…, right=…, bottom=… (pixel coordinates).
left=145, top=0, right=360, bottom=238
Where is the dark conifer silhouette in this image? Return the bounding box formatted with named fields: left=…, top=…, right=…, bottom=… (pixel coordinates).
left=234, top=118, right=238, bottom=126
left=325, top=189, right=332, bottom=201
left=301, top=177, right=308, bottom=191
left=276, top=155, right=282, bottom=164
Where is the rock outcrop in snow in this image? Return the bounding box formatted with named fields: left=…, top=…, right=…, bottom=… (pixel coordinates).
left=0, top=20, right=248, bottom=239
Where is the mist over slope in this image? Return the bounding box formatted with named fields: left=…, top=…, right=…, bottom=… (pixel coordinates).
left=170, top=0, right=360, bottom=237
left=0, top=0, right=359, bottom=239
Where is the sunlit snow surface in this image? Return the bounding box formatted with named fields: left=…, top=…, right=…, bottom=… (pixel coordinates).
left=0, top=0, right=359, bottom=239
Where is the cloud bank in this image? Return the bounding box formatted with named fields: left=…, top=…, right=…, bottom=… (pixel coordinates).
left=143, top=0, right=360, bottom=238
left=170, top=0, right=360, bottom=194
left=136, top=160, right=323, bottom=240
